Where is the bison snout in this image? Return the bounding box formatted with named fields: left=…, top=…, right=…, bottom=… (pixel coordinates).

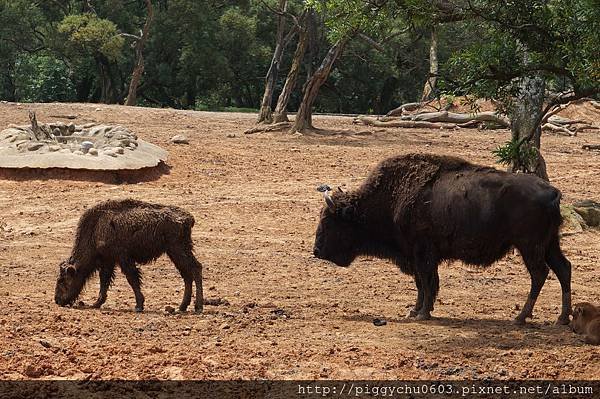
left=313, top=247, right=321, bottom=258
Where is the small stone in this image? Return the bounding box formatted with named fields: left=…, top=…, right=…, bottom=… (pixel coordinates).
left=80, top=141, right=94, bottom=153
left=170, top=134, right=189, bottom=144
left=73, top=150, right=84, bottom=156
left=220, top=323, right=230, bottom=330
left=226, top=134, right=236, bottom=138
left=48, top=145, right=61, bottom=152
left=27, top=142, right=44, bottom=151
left=59, top=149, right=71, bottom=154
left=88, top=148, right=98, bottom=156
left=373, top=318, right=387, bottom=327
left=39, top=339, right=52, bottom=349
left=164, top=305, right=176, bottom=314
left=103, top=150, right=117, bottom=157
left=115, top=147, right=124, bottom=155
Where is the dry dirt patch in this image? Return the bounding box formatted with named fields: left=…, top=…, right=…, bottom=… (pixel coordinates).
left=0, top=102, right=599, bottom=380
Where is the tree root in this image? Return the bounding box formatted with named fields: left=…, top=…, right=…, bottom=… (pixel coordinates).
left=244, top=122, right=292, bottom=134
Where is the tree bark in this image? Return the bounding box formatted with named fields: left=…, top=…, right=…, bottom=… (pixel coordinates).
left=509, top=70, right=548, bottom=180
left=290, top=37, right=349, bottom=133
left=125, top=0, right=154, bottom=106
left=273, top=17, right=309, bottom=123
left=421, top=26, right=438, bottom=102
left=257, top=0, right=288, bottom=123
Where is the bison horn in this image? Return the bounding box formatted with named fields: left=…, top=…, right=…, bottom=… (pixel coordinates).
left=323, top=191, right=335, bottom=210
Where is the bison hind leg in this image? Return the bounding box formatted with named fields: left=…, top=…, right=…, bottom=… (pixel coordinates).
left=514, top=248, right=549, bottom=325
left=168, top=246, right=202, bottom=313
left=544, top=235, right=572, bottom=325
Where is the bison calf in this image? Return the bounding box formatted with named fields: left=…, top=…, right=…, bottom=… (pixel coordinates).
left=571, top=302, right=600, bottom=345
left=55, top=199, right=203, bottom=313
left=314, top=153, right=572, bottom=324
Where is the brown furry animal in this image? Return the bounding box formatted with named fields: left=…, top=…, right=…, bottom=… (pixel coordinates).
left=571, top=302, right=600, bottom=345
left=314, top=153, right=572, bottom=324
left=55, top=199, right=203, bottom=313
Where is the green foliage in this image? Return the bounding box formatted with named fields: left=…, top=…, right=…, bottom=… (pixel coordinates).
left=58, top=13, right=124, bottom=61
left=492, top=138, right=538, bottom=168
left=14, top=54, right=75, bottom=102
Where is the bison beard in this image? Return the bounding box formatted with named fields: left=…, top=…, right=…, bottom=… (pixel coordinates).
left=55, top=199, right=203, bottom=313
left=313, top=153, right=572, bottom=325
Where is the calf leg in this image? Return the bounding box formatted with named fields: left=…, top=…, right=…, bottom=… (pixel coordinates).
left=92, top=263, right=115, bottom=308
left=515, top=249, right=549, bottom=325
left=545, top=236, right=572, bottom=325
left=168, top=247, right=203, bottom=313
left=119, top=262, right=145, bottom=312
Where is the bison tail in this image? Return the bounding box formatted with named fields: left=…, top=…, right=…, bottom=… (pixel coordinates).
left=548, top=188, right=562, bottom=227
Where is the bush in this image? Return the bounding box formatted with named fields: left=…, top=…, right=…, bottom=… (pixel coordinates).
left=14, top=55, right=76, bottom=103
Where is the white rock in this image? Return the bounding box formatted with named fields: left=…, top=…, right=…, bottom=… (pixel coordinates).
left=170, top=134, right=189, bottom=144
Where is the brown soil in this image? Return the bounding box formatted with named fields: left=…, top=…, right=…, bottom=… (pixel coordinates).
left=0, top=102, right=599, bottom=380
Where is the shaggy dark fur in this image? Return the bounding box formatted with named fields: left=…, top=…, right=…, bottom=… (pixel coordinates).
left=314, top=153, right=572, bottom=324
left=55, top=199, right=203, bottom=313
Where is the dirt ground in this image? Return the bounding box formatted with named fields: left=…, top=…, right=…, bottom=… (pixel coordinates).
left=0, top=102, right=599, bottom=381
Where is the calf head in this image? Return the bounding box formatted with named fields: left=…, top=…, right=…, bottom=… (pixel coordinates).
left=54, top=260, right=85, bottom=306
left=313, top=187, right=362, bottom=267
left=570, top=302, right=599, bottom=334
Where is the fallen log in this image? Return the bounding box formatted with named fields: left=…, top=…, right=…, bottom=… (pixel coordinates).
left=355, top=115, right=457, bottom=129
left=400, top=111, right=510, bottom=127
left=542, top=122, right=575, bottom=136
left=583, top=144, right=600, bottom=150
left=385, top=102, right=424, bottom=117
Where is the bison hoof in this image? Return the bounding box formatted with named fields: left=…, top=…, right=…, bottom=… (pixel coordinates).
left=513, top=316, right=527, bottom=325
left=135, top=306, right=144, bottom=313
left=406, top=309, right=419, bottom=318
left=555, top=315, right=570, bottom=326
left=91, top=302, right=102, bottom=309
left=415, top=312, right=431, bottom=321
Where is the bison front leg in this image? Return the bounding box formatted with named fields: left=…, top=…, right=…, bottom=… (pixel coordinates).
left=92, top=264, right=115, bottom=308
left=515, top=251, right=549, bottom=325
left=407, top=275, right=424, bottom=318
left=413, top=267, right=440, bottom=321
left=120, top=262, right=145, bottom=312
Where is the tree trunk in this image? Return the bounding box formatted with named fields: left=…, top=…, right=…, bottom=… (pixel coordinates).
left=510, top=71, right=548, bottom=180
left=97, top=55, right=119, bottom=104
left=290, top=37, right=348, bottom=133
left=421, top=26, right=438, bottom=102
left=257, top=0, right=288, bottom=123
left=273, top=18, right=308, bottom=123
left=125, top=0, right=154, bottom=106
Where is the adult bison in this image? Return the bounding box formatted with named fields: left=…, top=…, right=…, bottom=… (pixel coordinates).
left=313, top=153, right=571, bottom=325
left=55, top=199, right=203, bottom=313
